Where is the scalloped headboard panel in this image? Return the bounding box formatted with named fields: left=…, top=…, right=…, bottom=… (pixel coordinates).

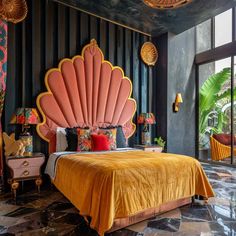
left=36, top=39, right=137, bottom=153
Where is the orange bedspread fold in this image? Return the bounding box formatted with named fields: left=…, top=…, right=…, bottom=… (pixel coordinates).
left=53, top=151, right=214, bottom=236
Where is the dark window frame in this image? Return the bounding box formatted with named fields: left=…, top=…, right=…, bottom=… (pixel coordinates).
left=196, top=7, right=236, bottom=165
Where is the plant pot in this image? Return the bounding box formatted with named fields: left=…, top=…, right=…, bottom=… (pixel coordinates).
left=199, top=148, right=210, bottom=160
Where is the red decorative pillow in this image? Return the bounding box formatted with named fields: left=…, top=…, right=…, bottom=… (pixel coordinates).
left=91, top=134, right=109, bottom=151
left=213, top=133, right=231, bottom=145
left=98, top=128, right=117, bottom=150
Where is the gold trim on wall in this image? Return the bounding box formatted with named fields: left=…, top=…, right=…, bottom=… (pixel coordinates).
left=52, top=0, right=151, bottom=37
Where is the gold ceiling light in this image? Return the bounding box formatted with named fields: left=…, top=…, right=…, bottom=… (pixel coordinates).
left=143, top=0, right=192, bottom=9
left=0, top=0, right=28, bottom=23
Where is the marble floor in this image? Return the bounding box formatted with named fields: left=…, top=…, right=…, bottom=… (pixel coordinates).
left=1, top=162, right=236, bottom=235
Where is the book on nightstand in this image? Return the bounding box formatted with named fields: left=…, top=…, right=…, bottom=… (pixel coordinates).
left=134, top=145, right=163, bottom=153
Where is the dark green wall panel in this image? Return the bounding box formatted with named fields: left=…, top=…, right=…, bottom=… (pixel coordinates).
left=4, top=0, right=151, bottom=155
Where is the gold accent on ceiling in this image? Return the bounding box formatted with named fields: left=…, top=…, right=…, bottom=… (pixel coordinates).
left=52, top=0, right=151, bottom=37
left=141, top=42, right=158, bottom=66
left=143, top=0, right=192, bottom=9
left=0, top=0, right=28, bottom=23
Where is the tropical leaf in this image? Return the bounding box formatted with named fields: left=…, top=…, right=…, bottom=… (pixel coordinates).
left=215, top=112, right=227, bottom=132
left=217, top=87, right=236, bottom=101
left=200, top=68, right=231, bottom=113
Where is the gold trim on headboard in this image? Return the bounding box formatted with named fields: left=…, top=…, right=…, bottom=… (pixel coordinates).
left=36, top=39, right=137, bottom=146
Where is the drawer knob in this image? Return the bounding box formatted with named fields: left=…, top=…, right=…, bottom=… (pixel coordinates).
left=23, top=170, right=29, bottom=176
left=23, top=161, right=29, bottom=166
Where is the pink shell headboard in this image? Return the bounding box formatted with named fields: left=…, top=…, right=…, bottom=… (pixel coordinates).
left=36, top=39, right=137, bottom=153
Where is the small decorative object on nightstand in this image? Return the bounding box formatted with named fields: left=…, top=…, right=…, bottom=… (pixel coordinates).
left=154, top=136, right=166, bottom=150
left=135, top=144, right=163, bottom=153
left=137, top=112, right=156, bottom=145
left=6, top=153, right=45, bottom=199
left=10, top=108, right=41, bottom=156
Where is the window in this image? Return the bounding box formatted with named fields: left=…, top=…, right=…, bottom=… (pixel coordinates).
left=214, top=9, right=232, bottom=47
left=198, top=58, right=233, bottom=164
left=196, top=19, right=212, bottom=54
left=196, top=9, right=233, bottom=53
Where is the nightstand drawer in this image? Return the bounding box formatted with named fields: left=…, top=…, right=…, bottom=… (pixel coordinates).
left=7, top=157, right=44, bottom=169
left=12, top=167, right=41, bottom=178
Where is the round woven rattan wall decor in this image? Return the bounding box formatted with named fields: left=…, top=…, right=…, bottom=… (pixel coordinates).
left=140, top=42, right=158, bottom=66
left=0, top=0, right=28, bottom=23
left=143, top=0, right=192, bottom=9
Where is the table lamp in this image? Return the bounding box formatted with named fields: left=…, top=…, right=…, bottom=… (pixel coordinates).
left=137, top=112, right=156, bottom=145
left=10, top=108, right=40, bottom=156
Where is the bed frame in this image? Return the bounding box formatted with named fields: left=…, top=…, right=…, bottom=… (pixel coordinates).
left=36, top=39, right=191, bottom=233
left=109, top=197, right=191, bottom=232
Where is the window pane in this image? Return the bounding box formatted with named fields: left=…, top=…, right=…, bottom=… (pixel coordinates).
left=215, top=9, right=232, bottom=47
left=196, top=19, right=212, bottom=53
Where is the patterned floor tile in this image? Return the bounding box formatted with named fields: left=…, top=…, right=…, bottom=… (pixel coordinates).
left=180, top=205, right=212, bottom=222
left=207, top=197, right=231, bottom=206
left=107, top=229, right=138, bottom=236
left=156, top=208, right=182, bottom=219
left=0, top=203, right=21, bottom=216
left=208, top=204, right=236, bottom=221
left=126, top=219, right=149, bottom=232
left=24, top=191, right=64, bottom=209
left=208, top=221, right=236, bottom=235
left=3, top=207, right=38, bottom=218
left=179, top=222, right=211, bottom=234
left=15, top=223, right=76, bottom=236
left=147, top=218, right=181, bottom=232
left=0, top=216, right=28, bottom=227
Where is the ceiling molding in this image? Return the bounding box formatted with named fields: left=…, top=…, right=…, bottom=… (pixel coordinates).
left=52, top=0, right=152, bottom=37
left=51, top=0, right=236, bottom=37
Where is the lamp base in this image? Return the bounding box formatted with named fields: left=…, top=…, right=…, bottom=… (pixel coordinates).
left=19, top=131, right=33, bottom=156
left=141, top=131, right=151, bottom=145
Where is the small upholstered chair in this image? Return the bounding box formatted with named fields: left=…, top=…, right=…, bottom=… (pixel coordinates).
left=210, top=134, right=236, bottom=161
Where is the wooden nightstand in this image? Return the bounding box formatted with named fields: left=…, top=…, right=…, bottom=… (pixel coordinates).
left=135, top=145, right=163, bottom=153
left=6, top=153, right=45, bottom=199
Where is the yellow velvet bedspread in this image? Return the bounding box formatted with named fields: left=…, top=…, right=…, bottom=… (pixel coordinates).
left=53, top=151, right=214, bottom=235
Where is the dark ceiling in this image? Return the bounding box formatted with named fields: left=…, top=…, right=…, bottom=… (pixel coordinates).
left=54, top=0, right=236, bottom=36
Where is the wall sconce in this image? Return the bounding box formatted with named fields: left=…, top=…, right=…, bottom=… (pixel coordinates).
left=173, top=93, right=183, bottom=112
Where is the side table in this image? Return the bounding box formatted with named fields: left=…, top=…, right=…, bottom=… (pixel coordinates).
left=6, top=153, right=45, bottom=199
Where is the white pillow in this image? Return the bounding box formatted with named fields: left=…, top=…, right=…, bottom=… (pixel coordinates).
left=56, top=127, right=68, bottom=152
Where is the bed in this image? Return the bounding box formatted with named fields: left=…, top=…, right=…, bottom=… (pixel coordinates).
left=36, top=39, right=214, bottom=236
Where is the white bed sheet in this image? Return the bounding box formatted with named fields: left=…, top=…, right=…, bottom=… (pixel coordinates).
left=45, top=148, right=138, bottom=180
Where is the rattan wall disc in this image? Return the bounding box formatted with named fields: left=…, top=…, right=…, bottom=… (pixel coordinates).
left=141, top=42, right=158, bottom=66
left=143, top=0, right=192, bottom=9
left=0, top=0, right=28, bottom=23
